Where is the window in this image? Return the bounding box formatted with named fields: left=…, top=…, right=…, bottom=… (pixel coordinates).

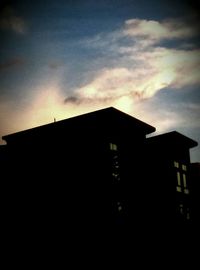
left=110, top=143, right=117, bottom=151
left=184, top=189, right=189, bottom=194
left=117, top=202, right=122, bottom=212
left=113, top=155, right=120, bottom=168
left=174, top=161, right=189, bottom=194
left=177, top=172, right=181, bottom=186
left=179, top=204, right=184, bottom=215
left=186, top=208, right=190, bottom=220
left=178, top=204, right=190, bottom=220
left=110, top=143, right=121, bottom=182
left=182, top=174, right=189, bottom=194
left=176, top=171, right=181, bottom=192
left=182, top=164, right=187, bottom=171
left=112, top=172, right=120, bottom=181
left=174, top=161, right=179, bottom=168
left=176, top=186, right=182, bottom=192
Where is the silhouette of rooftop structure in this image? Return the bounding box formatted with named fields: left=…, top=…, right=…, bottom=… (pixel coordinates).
left=3, top=107, right=155, bottom=144
left=147, top=131, right=198, bottom=149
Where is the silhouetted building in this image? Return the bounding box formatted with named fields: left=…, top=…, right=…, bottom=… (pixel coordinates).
left=146, top=132, right=197, bottom=227
left=190, top=163, right=200, bottom=226
left=1, top=107, right=199, bottom=237
left=0, top=145, right=7, bottom=165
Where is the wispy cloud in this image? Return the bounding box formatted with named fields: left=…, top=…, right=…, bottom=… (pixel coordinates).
left=64, top=46, right=200, bottom=113
left=64, top=17, right=200, bottom=112
left=123, top=18, right=198, bottom=44
left=0, top=6, right=27, bottom=34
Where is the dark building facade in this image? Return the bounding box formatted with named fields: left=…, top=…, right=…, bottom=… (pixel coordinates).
left=190, top=162, right=200, bottom=227
left=1, top=107, right=199, bottom=238
left=146, top=132, right=197, bottom=228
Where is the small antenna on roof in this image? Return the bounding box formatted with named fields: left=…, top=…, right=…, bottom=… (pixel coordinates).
left=54, top=117, right=56, bottom=122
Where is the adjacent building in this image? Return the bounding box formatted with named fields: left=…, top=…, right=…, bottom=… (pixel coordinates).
left=146, top=132, right=197, bottom=228
left=190, top=162, right=200, bottom=226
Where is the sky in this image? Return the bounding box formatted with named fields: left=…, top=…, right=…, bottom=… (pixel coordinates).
left=0, top=0, right=200, bottom=162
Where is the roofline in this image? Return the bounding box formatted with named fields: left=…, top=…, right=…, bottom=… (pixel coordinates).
left=147, top=131, right=198, bottom=149
left=2, top=107, right=155, bottom=141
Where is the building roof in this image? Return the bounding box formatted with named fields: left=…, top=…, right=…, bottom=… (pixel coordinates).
left=147, top=131, right=198, bottom=149
left=2, top=107, right=156, bottom=144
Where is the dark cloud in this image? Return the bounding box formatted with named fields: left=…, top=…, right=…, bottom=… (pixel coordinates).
left=48, top=61, right=63, bottom=69
left=0, top=57, right=26, bottom=71
left=64, top=94, right=121, bottom=105
left=64, top=96, right=82, bottom=104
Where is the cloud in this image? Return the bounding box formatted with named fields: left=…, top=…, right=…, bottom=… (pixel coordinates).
left=123, top=18, right=198, bottom=45
left=64, top=96, right=84, bottom=104
left=0, top=6, right=27, bottom=34
left=131, top=47, right=200, bottom=89
left=64, top=47, right=200, bottom=111
left=48, top=61, right=63, bottom=70
left=64, top=17, right=200, bottom=113
left=0, top=57, right=25, bottom=71
left=63, top=67, right=147, bottom=114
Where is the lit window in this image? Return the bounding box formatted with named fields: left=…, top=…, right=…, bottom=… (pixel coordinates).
left=184, top=189, right=189, bottom=194
left=118, top=206, right=122, bottom=212
left=117, top=202, right=122, bottom=212
left=183, top=174, right=187, bottom=188
left=110, top=148, right=121, bottom=182
left=176, top=186, right=182, bottom=192
left=113, top=158, right=119, bottom=167
left=182, top=164, right=187, bottom=171
left=179, top=204, right=184, bottom=214
left=110, top=143, right=117, bottom=151
left=174, top=161, right=179, bottom=168
left=114, top=164, right=119, bottom=169
left=177, top=172, right=181, bottom=186
left=112, top=172, right=120, bottom=181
